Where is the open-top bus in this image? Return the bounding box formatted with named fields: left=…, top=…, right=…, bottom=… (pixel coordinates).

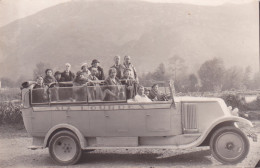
left=21, top=81, right=257, bottom=165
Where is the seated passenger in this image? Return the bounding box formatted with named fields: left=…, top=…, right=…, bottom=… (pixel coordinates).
left=73, top=71, right=88, bottom=101
left=133, top=85, right=152, bottom=102
left=33, top=76, right=47, bottom=89
left=81, top=63, right=91, bottom=79
left=87, top=67, right=102, bottom=101
left=60, top=63, right=75, bottom=100
left=88, top=59, right=105, bottom=80
left=54, top=71, right=62, bottom=82
left=103, top=68, right=123, bottom=101
left=148, top=84, right=168, bottom=101
left=121, top=68, right=136, bottom=99
left=73, top=71, right=88, bottom=86
left=87, top=67, right=100, bottom=86
left=44, top=69, right=57, bottom=87
left=32, top=76, right=48, bottom=103
left=144, top=88, right=150, bottom=97
left=60, top=63, right=75, bottom=87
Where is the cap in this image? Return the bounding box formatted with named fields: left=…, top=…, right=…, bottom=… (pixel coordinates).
left=91, top=59, right=100, bottom=65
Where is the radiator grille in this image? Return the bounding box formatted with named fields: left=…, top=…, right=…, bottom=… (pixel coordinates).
left=182, top=103, right=198, bottom=133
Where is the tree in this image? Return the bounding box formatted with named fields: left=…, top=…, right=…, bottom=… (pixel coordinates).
left=198, top=58, right=225, bottom=91
left=242, top=66, right=252, bottom=89
left=33, top=62, right=50, bottom=79
left=222, top=66, right=243, bottom=91
left=0, top=77, right=15, bottom=88
left=168, top=55, right=186, bottom=81
left=187, top=74, right=198, bottom=92
left=152, top=63, right=169, bottom=81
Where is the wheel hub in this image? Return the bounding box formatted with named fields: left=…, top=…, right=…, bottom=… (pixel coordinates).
left=226, top=142, right=234, bottom=150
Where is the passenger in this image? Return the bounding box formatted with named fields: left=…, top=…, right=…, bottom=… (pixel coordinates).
left=81, top=63, right=91, bottom=79
left=32, top=76, right=48, bottom=103
left=33, top=76, right=47, bottom=89
left=43, top=69, right=57, bottom=86
left=88, top=59, right=105, bottom=80
left=103, top=68, right=123, bottom=101
left=87, top=67, right=102, bottom=101
left=73, top=71, right=88, bottom=101
left=144, top=88, right=150, bottom=97
left=60, top=63, right=75, bottom=87
left=121, top=68, right=136, bottom=99
left=54, top=71, right=63, bottom=83
left=60, top=63, right=75, bottom=100
left=73, top=71, right=88, bottom=86
left=122, top=55, right=138, bottom=82
left=133, top=85, right=152, bottom=102
left=87, top=67, right=99, bottom=86
left=148, top=84, right=168, bottom=101
left=111, top=55, right=124, bottom=79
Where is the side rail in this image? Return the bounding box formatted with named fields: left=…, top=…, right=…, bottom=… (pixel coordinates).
left=30, top=85, right=127, bottom=105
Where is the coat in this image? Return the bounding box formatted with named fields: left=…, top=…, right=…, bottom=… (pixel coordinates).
left=103, top=77, right=122, bottom=101
left=111, top=64, right=124, bottom=79
left=44, top=76, right=57, bottom=85
left=120, top=76, right=136, bottom=99
left=122, top=63, right=137, bottom=80
left=60, top=71, right=75, bottom=87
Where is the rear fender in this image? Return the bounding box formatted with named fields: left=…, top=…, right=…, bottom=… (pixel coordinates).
left=43, top=123, right=87, bottom=149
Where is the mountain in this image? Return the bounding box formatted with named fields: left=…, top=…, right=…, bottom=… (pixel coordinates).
left=0, top=0, right=258, bottom=80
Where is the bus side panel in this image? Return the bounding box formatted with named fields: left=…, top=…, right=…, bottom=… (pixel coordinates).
left=84, top=103, right=182, bottom=137
left=31, top=107, right=52, bottom=136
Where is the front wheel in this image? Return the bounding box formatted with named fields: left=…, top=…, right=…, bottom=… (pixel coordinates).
left=49, top=130, right=82, bottom=165
left=210, top=126, right=249, bottom=164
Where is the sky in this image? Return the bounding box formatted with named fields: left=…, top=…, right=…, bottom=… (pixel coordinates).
left=0, top=0, right=256, bottom=27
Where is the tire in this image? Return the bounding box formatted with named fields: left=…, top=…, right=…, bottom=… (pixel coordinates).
left=210, top=126, right=249, bottom=164
left=49, top=130, right=82, bottom=165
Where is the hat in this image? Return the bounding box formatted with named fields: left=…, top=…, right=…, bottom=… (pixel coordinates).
left=81, top=63, right=88, bottom=69
left=54, top=71, right=62, bottom=76
left=91, top=59, right=100, bottom=65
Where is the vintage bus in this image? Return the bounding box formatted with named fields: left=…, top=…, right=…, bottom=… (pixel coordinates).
left=20, top=81, right=257, bottom=165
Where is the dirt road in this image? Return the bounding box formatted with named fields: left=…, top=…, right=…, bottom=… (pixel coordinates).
left=0, top=123, right=259, bottom=168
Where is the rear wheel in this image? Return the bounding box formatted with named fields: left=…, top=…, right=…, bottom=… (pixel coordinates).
left=210, top=126, right=249, bottom=164
left=49, top=130, right=82, bottom=165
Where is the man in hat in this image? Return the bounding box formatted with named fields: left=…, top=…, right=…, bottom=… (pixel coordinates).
left=122, top=55, right=138, bottom=82
left=88, top=59, right=105, bottom=80
left=111, top=55, right=124, bottom=79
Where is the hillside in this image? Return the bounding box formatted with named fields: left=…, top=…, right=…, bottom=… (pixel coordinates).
left=0, top=0, right=258, bottom=80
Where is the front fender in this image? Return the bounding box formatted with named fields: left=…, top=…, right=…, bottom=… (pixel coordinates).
left=43, top=123, right=87, bottom=149
left=180, top=116, right=253, bottom=149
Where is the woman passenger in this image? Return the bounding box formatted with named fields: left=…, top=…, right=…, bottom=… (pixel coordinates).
left=133, top=85, right=152, bottom=102
left=81, top=63, right=91, bottom=79
left=44, top=69, right=57, bottom=86
left=32, top=76, right=48, bottom=103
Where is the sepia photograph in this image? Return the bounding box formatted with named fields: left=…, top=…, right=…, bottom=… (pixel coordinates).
left=0, top=0, right=259, bottom=167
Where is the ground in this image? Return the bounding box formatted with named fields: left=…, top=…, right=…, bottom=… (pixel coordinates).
left=0, top=122, right=259, bottom=168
